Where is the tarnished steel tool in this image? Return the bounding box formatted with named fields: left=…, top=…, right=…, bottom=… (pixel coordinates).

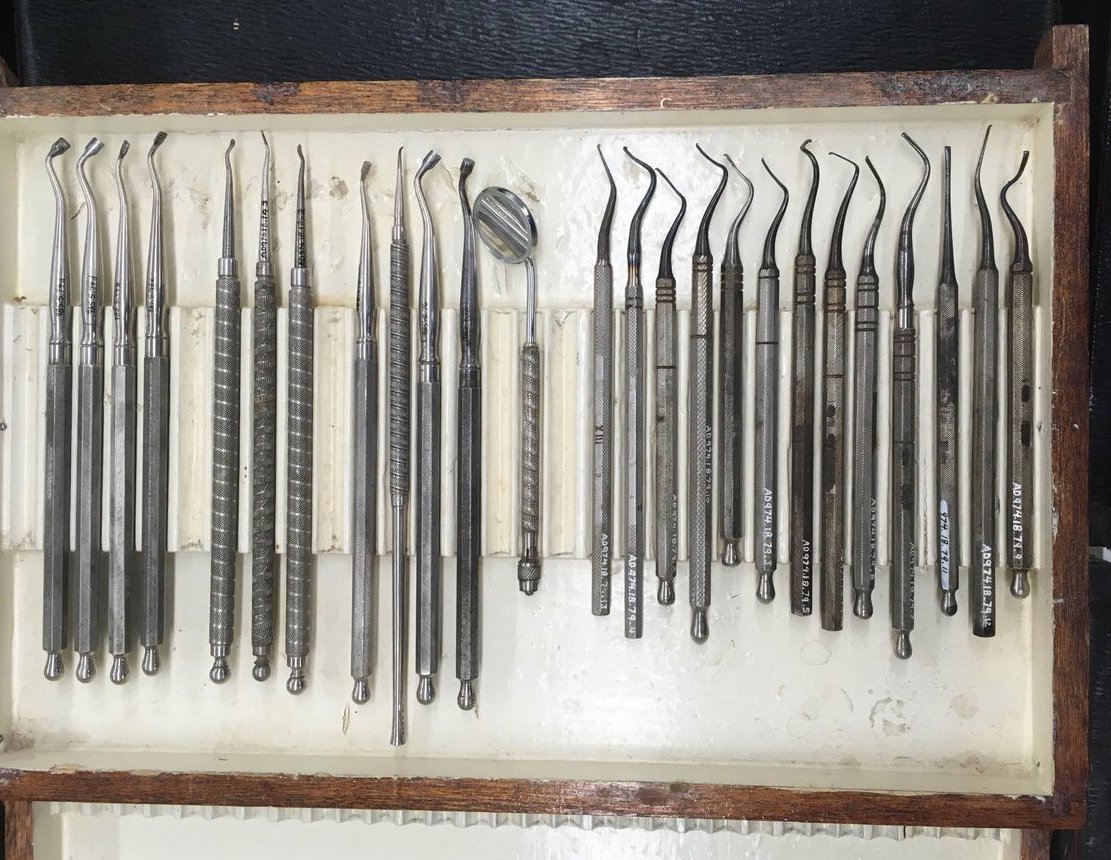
left=592, top=147, right=616, bottom=616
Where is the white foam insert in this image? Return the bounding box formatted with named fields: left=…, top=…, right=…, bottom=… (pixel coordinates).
left=0, top=103, right=1054, bottom=796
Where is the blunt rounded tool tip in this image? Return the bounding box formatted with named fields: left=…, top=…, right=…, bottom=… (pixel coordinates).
left=941, top=590, right=958, bottom=616
left=225, top=138, right=235, bottom=157
left=83, top=137, right=105, bottom=157
left=417, top=675, right=435, bottom=704
left=48, top=137, right=70, bottom=158
left=110, top=655, right=129, bottom=685
left=690, top=608, right=709, bottom=643
left=360, top=160, right=371, bottom=183
left=723, top=541, right=741, bottom=567
left=853, top=590, right=874, bottom=619
left=118, top=139, right=130, bottom=159
left=142, top=646, right=160, bottom=676
left=44, top=651, right=63, bottom=681
left=209, top=657, right=230, bottom=684
left=1011, top=570, right=1031, bottom=599
left=352, top=678, right=370, bottom=705
left=76, top=653, right=95, bottom=683
left=518, top=559, right=540, bottom=594
left=457, top=679, right=476, bottom=711
left=286, top=668, right=306, bottom=696
left=756, top=573, right=775, bottom=604
left=460, top=157, right=474, bottom=178
left=152, top=131, right=168, bottom=149
left=252, top=656, right=271, bottom=682
left=895, top=631, right=913, bottom=660
left=657, top=578, right=675, bottom=606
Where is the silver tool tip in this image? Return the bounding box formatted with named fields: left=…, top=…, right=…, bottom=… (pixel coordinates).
left=518, top=559, right=541, bottom=594
left=296, top=142, right=305, bottom=163
left=142, top=646, right=160, bottom=675
left=723, top=541, right=741, bottom=567
left=418, top=149, right=441, bottom=173
left=352, top=678, right=370, bottom=704
left=457, top=680, right=476, bottom=710
left=853, top=590, right=874, bottom=619
left=110, top=655, right=129, bottom=685
left=44, top=651, right=63, bottom=681
left=76, top=653, right=95, bottom=683
left=209, top=657, right=230, bottom=684
left=1011, top=570, right=1031, bottom=599
left=361, top=160, right=371, bottom=183
left=941, top=591, right=958, bottom=616
left=657, top=578, right=675, bottom=605
left=118, top=140, right=130, bottom=160
left=152, top=131, right=168, bottom=150
left=895, top=631, right=913, bottom=660
left=252, top=656, right=271, bottom=682
left=756, top=572, right=775, bottom=604
left=417, top=674, right=436, bottom=704
left=83, top=138, right=105, bottom=157
left=48, top=138, right=70, bottom=158
left=460, top=157, right=474, bottom=179
left=690, top=608, right=709, bottom=643
left=286, top=667, right=306, bottom=695
left=225, top=139, right=236, bottom=159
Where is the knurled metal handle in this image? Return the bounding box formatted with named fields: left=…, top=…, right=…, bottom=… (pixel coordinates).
left=591, top=262, right=614, bottom=616
left=688, top=329, right=713, bottom=611
left=389, top=241, right=411, bottom=498
left=141, top=353, right=170, bottom=649
left=43, top=362, right=72, bottom=655
left=519, top=341, right=541, bottom=589
left=252, top=273, right=278, bottom=656
left=1008, top=269, right=1034, bottom=571
left=286, top=284, right=314, bottom=664
left=971, top=267, right=998, bottom=637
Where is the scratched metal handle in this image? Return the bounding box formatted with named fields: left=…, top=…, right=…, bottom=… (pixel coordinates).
left=351, top=355, right=377, bottom=689
left=43, top=362, right=72, bottom=663
left=1009, top=269, right=1034, bottom=574
left=718, top=262, right=744, bottom=564
left=75, top=362, right=104, bottom=661
left=624, top=295, right=646, bottom=639
left=653, top=288, right=678, bottom=601
left=591, top=262, right=614, bottom=616
left=519, top=342, right=542, bottom=591
left=108, top=360, right=137, bottom=662
left=850, top=272, right=880, bottom=612
left=286, top=284, right=314, bottom=669
left=209, top=274, right=241, bottom=661
left=251, top=272, right=278, bottom=667
left=456, top=371, right=481, bottom=689
left=790, top=258, right=817, bottom=615
left=936, top=277, right=961, bottom=611
left=891, top=327, right=917, bottom=648
left=688, top=258, right=713, bottom=622
left=141, top=353, right=170, bottom=656
left=971, top=267, right=998, bottom=637
left=820, top=271, right=847, bottom=631
left=416, top=375, right=442, bottom=682
left=754, top=272, right=779, bottom=586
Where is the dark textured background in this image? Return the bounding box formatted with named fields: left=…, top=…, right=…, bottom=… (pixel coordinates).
left=2, top=1, right=1108, bottom=857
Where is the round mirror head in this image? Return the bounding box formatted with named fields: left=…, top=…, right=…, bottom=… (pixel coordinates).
left=472, top=186, right=537, bottom=265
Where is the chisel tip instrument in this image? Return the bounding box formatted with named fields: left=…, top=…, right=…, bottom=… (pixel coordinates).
left=109, top=139, right=136, bottom=686
left=719, top=154, right=754, bottom=572
left=937, top=145, right=960, bottom=617
left=971, top=126, right=998, bottom=637
left=351, top=158, right=377, bottom=706
left=654, top=166, right=686, bottom=606
left=141, top=131, right=169, bottom=677
left=456, top=156, right=482, bottom=711
left=44, top=136, right=72, bottom=682
left=621, top=146, right=655, bottom=639
left=286, top=143, right=314, bottom=695
left=891, top=132, right=930, bottom=660
left=252, top=131, right=277, bottom=683
left=415, top=149, right=443, bottom=705
left=75, top=136, right=106, bottom=685
left=592, top=145, right=617, bottom=616
left=851, top=157, right=885, bottom=621
left=689, top=144, right=728, bottom=643
left=1001, top=150, right=1034, bottom=601
left=209, top=138, right=240, bottom=686
left=755, top=158, right=788, bottom=606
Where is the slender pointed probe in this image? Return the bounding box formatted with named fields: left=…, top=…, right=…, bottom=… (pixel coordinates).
left=689, top=145, right=728, bottom=643
left=937, top=146, right=961, bottom=617
left=754, top=159, right=788, bottom=604
left=654, top=167, right=685, bottom=605
left=1001, top=150, right=1034, bottom=600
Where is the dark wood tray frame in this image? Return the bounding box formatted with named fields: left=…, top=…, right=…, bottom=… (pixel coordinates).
left=0, top=24, right=1089, bottom=859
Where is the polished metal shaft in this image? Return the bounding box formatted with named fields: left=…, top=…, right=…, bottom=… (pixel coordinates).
left=970, top=127, right=998, bottom=638
left=389, top=149, right=411, bottom=745
left=754, top=160, right=789, bottom=605
left=654, top=168, right=686, bottom=605
left=1002, top=152, right=1034, bottom=600
left=140, top=132, right=169, bottom=677
left=74, top=137, right=105, bottom=684
left=718, top=155, right=753, bottom=570
left=591, top=147, right=616, bottom=616
left=286, top=145, right=314, bottom=694
left=209, top=140, right=240, bottom=685
left=819, top=152, right=858, bottom=632
left=43, top=137, right=72, bottom=682
left=688, top=145, right=727, bottom=643
left=414, top=150, right=443, bottom=704
left=850, top=159, right=885, bottom=620
left=351, top=160, right=378, bottom=706
left=790, top=142, right=819, bottom=616
left=622, top=148, right=655, bottom=639
left=252, top=132, right=277, bottom=682
left=456, top=158, right=481, bottom=710
left=108, top=140, right=136, bottom=685
left=936, top=146, right=961, bottom=617
left=891, top=133, right=930, bottom=660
